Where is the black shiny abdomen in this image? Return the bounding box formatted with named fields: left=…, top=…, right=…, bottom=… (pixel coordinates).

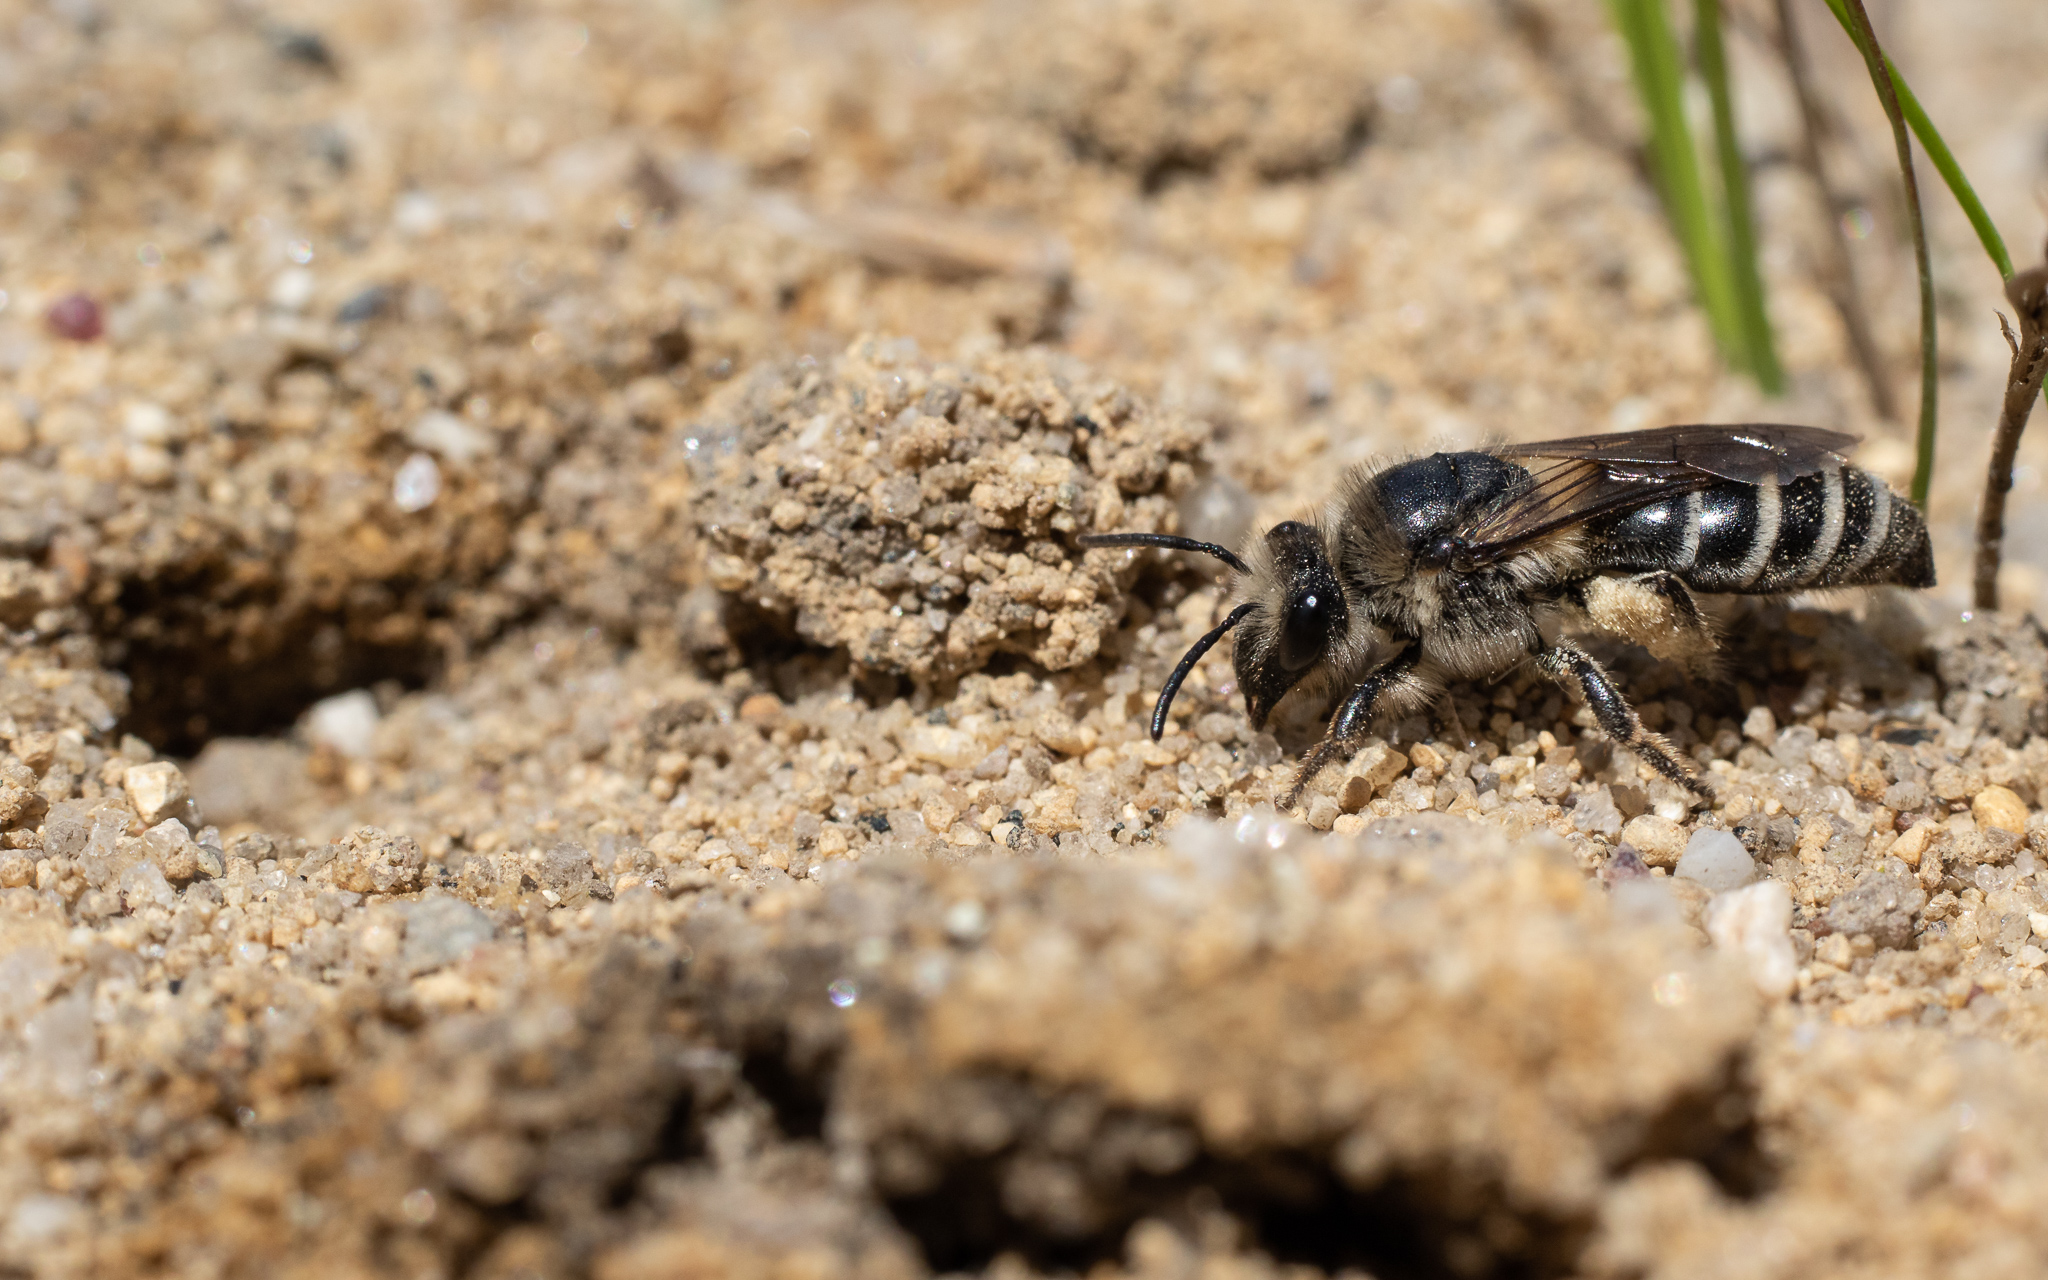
left=1586, top=465, right=1933, bottom=593
left=1686, top=485, right=1762, bottom=590
left=1597, top=492, right=1694, bottom=570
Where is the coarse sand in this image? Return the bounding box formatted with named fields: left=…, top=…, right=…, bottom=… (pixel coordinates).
left=0, top=1, right=2047, bottom=1277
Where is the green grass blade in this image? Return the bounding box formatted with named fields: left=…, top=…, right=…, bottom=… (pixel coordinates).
left=1893, top=74, right=2014, bottom=281
left=1824, top=0, right=1938, bottom=508
left=1693, top=0, right=1784, bottom=392
left=1606, top=0, right=1743, bottom=366
left=1818, top=0, right=2014, bottom=281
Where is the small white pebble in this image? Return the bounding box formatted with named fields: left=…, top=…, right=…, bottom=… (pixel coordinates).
left=1706, top=880, right=1796, bottom=998
left=944, top=899, right=987, bottom=941
left=122, top=401, right=174, bottom=444
left=123, top=762, right=190, bottom=826
left=1743, top=705, right=1777, bottom=744
left=392, top=452, right=442, bottom=512
left=269, top=267, right=315, bottom=311
left=394, top=191, right=443, bottom=236
left=1652, top=793, right=1692, bottom=823
left=306, top=690, right=380, bottom=759
left=1675, top=829, right=1755, bottom=894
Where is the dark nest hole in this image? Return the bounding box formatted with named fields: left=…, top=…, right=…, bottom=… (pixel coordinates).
left=739, top=1036, right=834, bottom=1142
left=885, top=1146, right=1595, bottom=1280
left=1619, top=1072, right=1777, bottom=1203
left=710, top=593, right=921, bottom=711
left=109, top=601, right=444, bottom=756
left=875, top=1069, right=1774, bottom=1279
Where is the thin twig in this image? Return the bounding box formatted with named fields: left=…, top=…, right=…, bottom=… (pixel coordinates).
left=1833, top=0, right=1937, bottom=508
left=1772, top=0, right=1895, bottom=420
left=1972, top=258, right=2048, bottom=611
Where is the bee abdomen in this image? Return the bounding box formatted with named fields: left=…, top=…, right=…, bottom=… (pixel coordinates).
left=1592, top=465, right=1932, bottom=593
left=1810, top=465, right=1933, bottom=588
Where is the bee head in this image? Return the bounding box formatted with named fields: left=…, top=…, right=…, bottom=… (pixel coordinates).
left=1073, top=523, right=1346, bottom=740
left=1233, top=520, right=1348, bottom=729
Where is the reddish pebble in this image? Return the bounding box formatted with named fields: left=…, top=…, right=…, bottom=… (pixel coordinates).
left=45, top=292, right=102, bottom=342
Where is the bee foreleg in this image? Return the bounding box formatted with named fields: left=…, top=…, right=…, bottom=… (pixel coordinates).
left=1282, top=643, right=1427, bottom=811
left=1535, top=639, right=1709, bottom=799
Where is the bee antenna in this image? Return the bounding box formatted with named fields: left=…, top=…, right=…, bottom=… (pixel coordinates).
left=1150, top=603, right=1258, bottom=740
left=1077, top=532, right=1251, bottom=576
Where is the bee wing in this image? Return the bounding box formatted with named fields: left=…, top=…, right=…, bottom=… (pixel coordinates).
left=1450, top=459, right=1706, bottom=564
left=1497, top=423, right=1859, bottom=484
left=1456, top=423, right=1861, bottom=565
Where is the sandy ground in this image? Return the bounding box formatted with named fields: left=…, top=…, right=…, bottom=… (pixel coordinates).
left=0, top=0, right=2047, bottom=1276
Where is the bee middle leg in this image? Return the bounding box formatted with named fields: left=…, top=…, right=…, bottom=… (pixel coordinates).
left=1282, top=643, right=1428, bottom=810
left=1535, top=638, right=1709, bottom=799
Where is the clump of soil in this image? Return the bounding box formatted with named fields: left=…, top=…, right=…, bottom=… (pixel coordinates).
left=689, top=341, right=1208, bottom=679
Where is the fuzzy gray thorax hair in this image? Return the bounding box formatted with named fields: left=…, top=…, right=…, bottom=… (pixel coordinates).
left=1317, top=454, right=1588, bottom=687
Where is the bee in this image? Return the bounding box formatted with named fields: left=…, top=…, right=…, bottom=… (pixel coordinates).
left=1080, top=424, right=1933, bottom=807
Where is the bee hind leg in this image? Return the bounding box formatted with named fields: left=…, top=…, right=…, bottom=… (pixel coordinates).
left=1576, top=572, right=1721, bottom=679
left=1281, top=643, right=1427, bottom=811
left=1535, top=639, right=1709, bottom=799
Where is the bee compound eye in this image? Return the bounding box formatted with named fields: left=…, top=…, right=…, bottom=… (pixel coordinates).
left=1278, top=591, right=1330, bottom=672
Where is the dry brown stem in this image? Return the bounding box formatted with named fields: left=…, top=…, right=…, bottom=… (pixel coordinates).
left=1973, top=250, right=2048, bottom=610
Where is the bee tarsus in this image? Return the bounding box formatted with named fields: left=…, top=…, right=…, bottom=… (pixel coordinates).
left=1279, top=641, right=1420, bottom=808
left=1082, top=423, right=1932, bottom=813
left=1535, top=639, right=1710, bottom=798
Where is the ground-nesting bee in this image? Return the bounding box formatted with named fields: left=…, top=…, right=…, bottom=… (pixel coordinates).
left=1080, top=424, right=1933, bottom=807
